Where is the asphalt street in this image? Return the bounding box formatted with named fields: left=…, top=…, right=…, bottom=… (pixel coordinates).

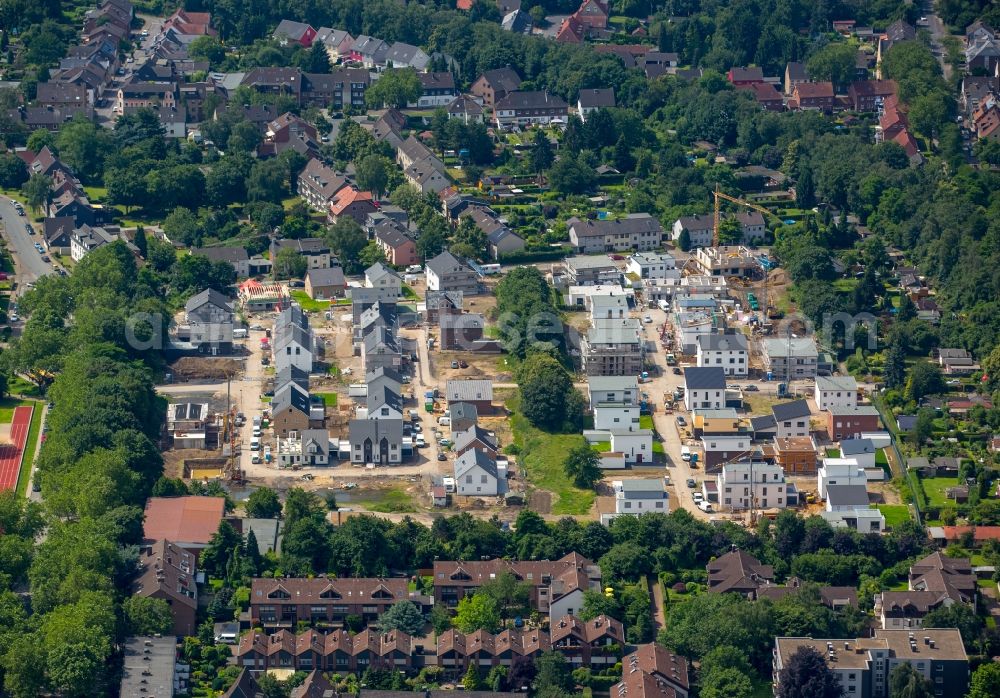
left=0, top=198, right=56, bottom=285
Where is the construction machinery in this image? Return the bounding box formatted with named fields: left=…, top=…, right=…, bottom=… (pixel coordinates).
left=712, top=184, right=773, bottom=248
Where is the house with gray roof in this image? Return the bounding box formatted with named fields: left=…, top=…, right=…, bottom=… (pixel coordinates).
left=386, top=42, right=430, bottom=70
left=824, top=484, right=870, bottom=511
left=183, top=288, right=234, bottom=354
left=454, top=449, right=505, bottom=496
left=577, top=88, right=615, bottom=122
left=772, top=399, right=812, bottom=438
left=271, top=381, right=315, bottom=436
left=426, top=251, right=479, bottom=294
left=684, top=367, right=726, bottom=411
left=453, top=425, right=498, bottom=457
left=762, top=337, right=819, bottom=379
left=363, top=326, right=402, bottom=372
left=366, top=384, right=403, bottom=421
left=696, top=333, right=748, bottom=376
left=366, top=366, right=404, bottom=396
left=365, top=262, right=402, bottom=298
left=567, top=213, right=664, bottom=254
left=602, top=478, right=669, bottom=525
left=276, top=365, right=309, bottom=392
left=445, top=379, right=494, bottom=414
left=274, top=322, right=314, bottom=373
left=276, top=428, right=330, bottom=468
left=348, top=418, right=403, bottom=464
left=449, top=403, right=478, bottom=433
left=304, top=266, right=346, bottom=300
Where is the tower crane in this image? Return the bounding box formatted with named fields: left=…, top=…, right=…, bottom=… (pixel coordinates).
left=712, top=184, right=773, bottom=248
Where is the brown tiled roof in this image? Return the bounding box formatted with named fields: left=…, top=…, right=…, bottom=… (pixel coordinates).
left=707, top=549, right=774, bottom=594
left=143, top=496, right=225, bottom=545
left=613, top=670, right=679, bottom=698
left=251, top=576, right=409, bottom=605
left=550, top=614, right=623, bottom=644
left=433, top=552, right=599, bottom=600
left=624, top=643, right=690, bottom=690
left=132, top=539, right=197, bottom=610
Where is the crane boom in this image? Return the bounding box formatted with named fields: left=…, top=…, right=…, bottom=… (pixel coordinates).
left=712, top=184, right=773, bottom=247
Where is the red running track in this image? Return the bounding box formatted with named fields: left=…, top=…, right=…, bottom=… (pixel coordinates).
left=0, top=406, right=32, bottom=491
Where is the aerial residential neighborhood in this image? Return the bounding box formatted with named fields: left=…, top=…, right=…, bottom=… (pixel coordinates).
left=0, top=0, right=999, bottom=697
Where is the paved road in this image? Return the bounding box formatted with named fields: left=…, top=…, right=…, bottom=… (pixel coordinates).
left=924, top=3, right=953, bottom=81
left=639, top=305, right=711, bottom=520
left=0, top=198, right=56, bottom=285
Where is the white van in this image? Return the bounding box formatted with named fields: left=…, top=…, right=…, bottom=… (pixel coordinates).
left=250, top=437, right=261, bottom=451
left=233, top=328, right=248, bottom=339
left=658, top=299, right=670, bottom=311
left=680, top=445, right=691, bottom=462
left=437, top=416, right=451, bottom=426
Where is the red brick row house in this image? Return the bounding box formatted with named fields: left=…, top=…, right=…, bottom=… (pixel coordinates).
left=237, top=628, right=420, bottom=673
left=250, top=577, right=421, bottom=629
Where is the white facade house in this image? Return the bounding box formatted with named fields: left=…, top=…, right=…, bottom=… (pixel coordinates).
left=763, top=337, right=819, bottom=379
left=821, top=507, right=885, bottom=533
left=671, top=214, right=714, bottom=248
left=818, top=458, right=866, bottom=499
left=601, top=479, right=670, bottom=525
left=825, top=484, right=871, bottom=512
left=587, top=376, right=639, bottom=407
left=593, top=403, right=641, bottom=432
left=772, top=400, right=812, bottom=439
left=454, top=449, right=507, bottom=496
left=815, top=375, right=859, bottom=411
left=365, top=262, right=402, bottom=297
left=696, top=333, right=749, bottom=376
left=276, top=429, right=331, bottom=468
left=626, top=252, right=676, bottom=280
left=610, top=430, right=654, bottom=464
left=840, top=439, right=877, bottom=469
left=702, top=435, right=753, bottom=471
left=273, top=323, right=313, bottom=373
left=716, top=461, right=787, bottom=511
left=684, top=367, right=726, bottom=411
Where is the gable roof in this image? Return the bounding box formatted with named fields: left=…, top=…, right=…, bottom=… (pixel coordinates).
left=684, top=366, right=726, bottom=390
left=305, top=266, right=345, bottom=288
left=453, top=425, right=498, bottom=452
left=455, top=448, right=499, bottom=480
left=825, top=484, right=870, bottom=506
left=273, top=381, right=311, bottom=417
left=185, top=288, right=232, bottom=314
left=578, top=87, right=615, bottom=108
left=707, top=549, right=774, bottom=593
left=477, top=68, right=522, bottom=93
left=772, top=399, right=811, bottom=422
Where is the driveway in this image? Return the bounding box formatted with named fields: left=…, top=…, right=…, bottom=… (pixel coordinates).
left=923, top=3, right=954, bottom=81
left=638, top=305, right=711, bottom=520
left=0, top=198, right=57, bottom=285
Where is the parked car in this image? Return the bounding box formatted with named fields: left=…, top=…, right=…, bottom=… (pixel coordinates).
left=676, top=415, right=686, bottom=427
left=437, top=452, right=447, bottom=461
left=643, top=315, right=653, bottom=323
left=41, top=255, right=50, bottom=263
left=459, top=360, right=468, bottom=368
left=693, top=491, right=704, bottom=503
left=743, top=384, right=759, bottom=391
left=288, top=280, right=304, bottom=288
left=438, top=438, right=452, bottom=447
left=451, top=360, right=459, bottom=368
left=698, top=500, right=714, bottom=513
left=686, top=478, right=696, bottom=488
left=672, top=367, right=682, bottom=375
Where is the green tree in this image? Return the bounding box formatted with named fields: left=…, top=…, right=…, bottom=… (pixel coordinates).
left=365, top=68, right=422, bottom=109
left=889, top=662, right=934, bottom=698
left=378, top=600, right=426, bottom=636
left=677, top=228, right=692, bottom=252
left=613, top=135, right=634, bottom=173
left=969, top=662, right=1000, bottom=698
left=200, top=520, right=244, bottom=578
left=21, top=173, right=52, bottom=214
left=162, top=207, right=203, bottom=247
left=325, top=218, right=368, bottom=274
left=479, top=572, right=531, bottom=620
left=122, top=596, right=173, bottom=636
left=26, top=129, right=56, bottom=153
left=188, top=36, right=226, bottom=65
left=245, top=487, right=282, bottom=518
left=896, top=294, right=916, bottom=322
left=884, top=336, right=906, bottom=389
left=463, top=662, right=483, bottom=691
left=453, top=593, right=501, bottom=633
left=304, top=40, right=331, bottom=74
left=535, top=651, right=574, bottom=695
left=579, top=588, right=623, bottom=621
left=228, top=120, right=262, bottom=154
left=548, top=154, right=596, bottom=195
left=273, top=248, right=307, bottom=280
left=530, top=130, right=554, bottom=173
left=806, top=42, right=857, bottom=90
left=911, top=408, right=935, bottom=447
left=0, top=152, right=28, bottom=189
left=905, top=361, right=945, bottom=403
left=701, top=667, right=754, bottom=698
left=247, top=159, right=289, bottom=202
left=717, top=217, right=742, bottom=245
left=516, top=353, right=581, bottom=431
left=355, top=154, right=394, bottom=198
left=909, top=91, right=954, bottom=142
left=776, top=646, right=841, bottom=698
left=563, top=444, right=602, bottom=490
left=920, top=603, right=981, bottom=651
left=359, top=242, right=387, bottom=268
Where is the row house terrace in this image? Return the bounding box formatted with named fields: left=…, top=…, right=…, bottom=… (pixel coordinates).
left=437, top=628, right=549, bottom=674
left=250, top=577, right=417, bottom=629
left=550, top=614, right=624, bottom=668
left=432, top=553, right=601, bottom=619
left=237, top=628, right=420, bottom=674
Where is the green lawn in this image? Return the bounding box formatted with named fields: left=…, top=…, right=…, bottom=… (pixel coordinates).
left=590, top=441, right=611, bottom=452
left=639, top=415, right=654, bottom=430
left=354, top=486, right=417, bottom=513
left=875, top=449, right=889, bottom=467
left=289, top=290, right=330, bottom=312
left=15, top=401, right=44, bottom=497
left=401, top=284, right=419, bottom=300
left=0, top=396, right=23, bottom=423
left=877, top=504, right=912, bottom=529
left=920, top=476, right=961, bottom=508
left=826, top=448, right=840, bottom=458
left=508, top=397, right=595, bottom=515
left=316, top=392, right=338, bottom=406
